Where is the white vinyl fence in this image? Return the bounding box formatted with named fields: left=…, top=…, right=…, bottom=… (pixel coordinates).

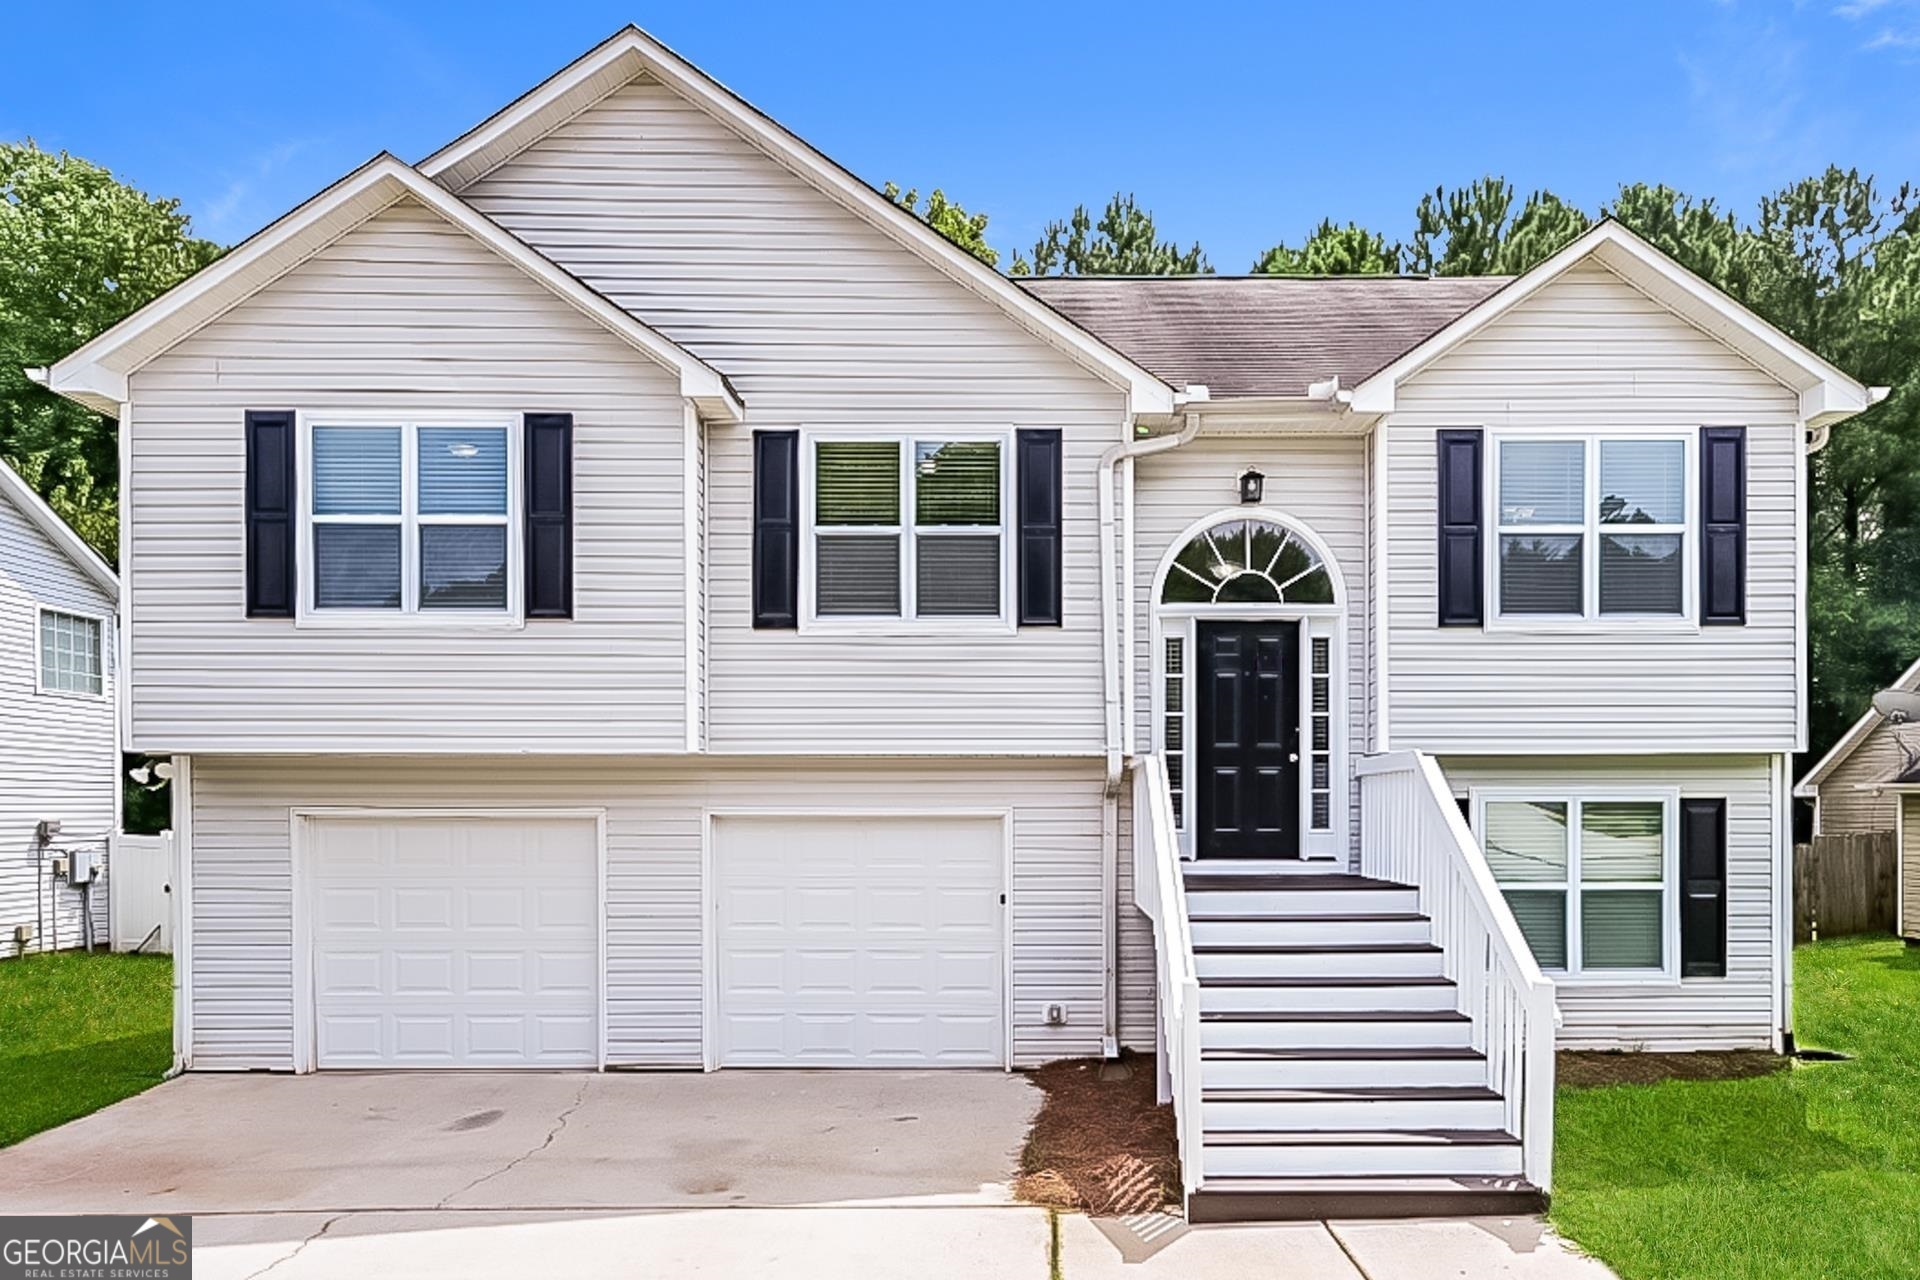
left=108, top=832, right=173, bottom=953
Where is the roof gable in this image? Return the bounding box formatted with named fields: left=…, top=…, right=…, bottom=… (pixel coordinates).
left=36, top=155, right=741, bottom=423
left=0, top=458, right=116, bottom=599
left=1349, top=220, right=1881, bottom=427
left=1797, top=656, right=1920, bottom=795
left=417, top=26, right=1177, bottom=415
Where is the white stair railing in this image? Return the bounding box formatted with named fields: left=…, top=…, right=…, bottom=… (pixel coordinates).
left=1355, top=750, right=1559, bottom=1191
left=1131, top=754, right=1204, bottom=1204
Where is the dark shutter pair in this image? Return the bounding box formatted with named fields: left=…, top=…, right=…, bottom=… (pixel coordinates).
left=1435, top=427, right=1748, bottom=626
left=751, top=429, right=1063, bottom=629
left=245, top=410, right=574, bottom=618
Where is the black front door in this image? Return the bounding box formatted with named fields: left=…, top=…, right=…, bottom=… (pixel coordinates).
left=1196, top=621, right=1301, bottom=859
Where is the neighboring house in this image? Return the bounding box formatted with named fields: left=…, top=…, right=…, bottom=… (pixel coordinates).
left=31, top=28, right=1883, bottom=1219
left=1795, top=659, right=1920, bottom=940
left=0, top=459, right=118, bottom=956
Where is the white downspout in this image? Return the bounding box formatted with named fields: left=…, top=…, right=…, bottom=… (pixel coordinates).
left=1097, top=392, right=1205, bottom=1058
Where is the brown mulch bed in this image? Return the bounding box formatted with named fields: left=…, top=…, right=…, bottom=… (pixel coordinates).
left=1558, top=1048, right=1792, bottom=1087
left=1013, top=1053, right=1178, bottom=1214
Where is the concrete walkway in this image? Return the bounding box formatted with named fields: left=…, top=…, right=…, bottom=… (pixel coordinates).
left=0, top=1072, right=1616, bottom=1278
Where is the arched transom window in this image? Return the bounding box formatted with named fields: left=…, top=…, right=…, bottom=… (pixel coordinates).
left=1161, top=519, right=1335, bottom=606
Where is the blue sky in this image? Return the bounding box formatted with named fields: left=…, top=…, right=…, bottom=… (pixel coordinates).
left=6, top=1, right=1917, bottom=271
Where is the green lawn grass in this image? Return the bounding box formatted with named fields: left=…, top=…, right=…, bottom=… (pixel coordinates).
left=0, top=951, right=173, bottom=1147
left=1551, top=936, right=1920, bottom=1280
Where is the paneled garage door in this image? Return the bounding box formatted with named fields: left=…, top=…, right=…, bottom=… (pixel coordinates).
left=307, top=814, right=599, bottom=1068
left=714, top=814, right=1005, bottom=1067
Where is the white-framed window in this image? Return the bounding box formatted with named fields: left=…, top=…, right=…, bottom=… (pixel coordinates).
left=37, top=608, right=104, bottom=697
left=1473, top=790, right=1679, bottom=980
left=297, top=413, right=521, bottom=624
left=1491, top=434, right=1693, bottom=624
left=801, top=431, right=1012, bottom=628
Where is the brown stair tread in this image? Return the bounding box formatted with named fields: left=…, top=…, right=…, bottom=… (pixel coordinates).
left=1204, top=1129, right=1519, bottom=1147
left=1200, top=1009, right=1469, bottom=1023
left=1204, top=1085, right=1503, bottom=1102
left=1187, top=911, right=1429, bottom=923
left=1198, top=974, right=1456, bottom=988
left=1193, top=941, right=1442, bottom=955
left=1204, top=1046, right=1484, bottom=1061
left=1184, top=874, right=1412, bottom=892
left=1188, top=1176, right=1545, bottom=1222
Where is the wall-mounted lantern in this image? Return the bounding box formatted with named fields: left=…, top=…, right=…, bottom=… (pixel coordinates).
left=1239, top=468, right=1265, bottom=506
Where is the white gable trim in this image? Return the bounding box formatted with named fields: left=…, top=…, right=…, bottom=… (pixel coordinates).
left=36, top=154, right=743, bottom=424
left=1795, top=655, right=1920, bottom=797
left=417, top=26, right=1179, bottom=417
left=1349, top=220, right=1879, bottom=428
left=0, top=456, right=117, bottom=598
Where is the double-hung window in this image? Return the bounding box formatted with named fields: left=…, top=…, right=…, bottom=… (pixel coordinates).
left=1494, top=435, right=1690, bottom=621
left=1477, top=792, right=1677, bottom=978
left=805, top=434, right=1010, bottom=624
left=304, top=416, right=518, bottom=621
left=38, top=608, right=104, bottom=696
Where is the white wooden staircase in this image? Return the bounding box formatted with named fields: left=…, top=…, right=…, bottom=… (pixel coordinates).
left=1133, top=752, right=1557, bottom=1223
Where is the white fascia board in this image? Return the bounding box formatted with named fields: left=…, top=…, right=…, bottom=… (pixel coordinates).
left=1349, top=220, right=1874, bottom=422
left=42, top=154, right=741, bottom=423
left=1795, top=654, right=1920, bottom=795
left=417, top=26, right=1177, bottom=416
left=0, top=456, right=118, bottom=598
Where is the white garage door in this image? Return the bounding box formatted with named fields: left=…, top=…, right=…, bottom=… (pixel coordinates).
left=715, top=814, right=1005, bottom=1067
left=308, top=815, right=598, bottom=1068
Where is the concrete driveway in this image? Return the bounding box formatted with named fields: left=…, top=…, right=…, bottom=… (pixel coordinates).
left=0, top=1071, right=1615, bottom=1279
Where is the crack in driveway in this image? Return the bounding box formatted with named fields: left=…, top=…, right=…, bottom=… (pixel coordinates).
left=241, top=1212, right=344, bottom=1280
left=435, top=1077, right=593, bottom=1209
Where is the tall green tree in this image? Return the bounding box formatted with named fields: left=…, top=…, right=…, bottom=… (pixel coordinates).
left=1251, top=219, right=1397, bottom=275
left=884, top=182, right=998, bottom=267
left=1403, top=177, right=1589, bottom=276
left=1011, top=193, right=1210, bottom=276
left=0, top=141, right=221, bottom=554
left=1605, top=183, right=1758, bottom=297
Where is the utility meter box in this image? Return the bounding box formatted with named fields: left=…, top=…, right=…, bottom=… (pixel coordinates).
left=68, top=850, right=97, bottom=884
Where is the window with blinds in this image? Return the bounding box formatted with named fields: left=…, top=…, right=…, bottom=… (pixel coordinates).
left=307, top=418, right=515, bottom=618
left=1480, top=793, right=1673, bottom=976
left=1495, top=435, right=1690, bottom=621
left=809, top=435, right=1007, bottom=623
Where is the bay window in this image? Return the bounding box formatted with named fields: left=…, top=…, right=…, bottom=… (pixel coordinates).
left=1477, top=792, right=1677, bottom=977
left=303, top=416, right=518, bottom=621
left=1494, top=435, right=1690, bottom=621
left=805, top=434, right=1009, bottom=624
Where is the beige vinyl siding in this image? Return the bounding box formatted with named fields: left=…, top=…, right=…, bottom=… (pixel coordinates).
left=0, top=491, right=116, bottom=954
left=459, top=78, right=1123, bottom=754
left=125, top=199, right=692, bottom=753
left=1386, top=261, right=1801, bottom=754
left=1901, top=794, right=1920, bottom=938
left=1815, top=719, right=1904, bottom=834
left=1131, top=432, right=1371, bottom=856
left=185, top=754, right=1111, bottom=1069
left=1442, top=753, right=1778, bottom=1050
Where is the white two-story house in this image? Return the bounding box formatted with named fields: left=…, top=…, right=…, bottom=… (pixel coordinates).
left=33, top=28, right=1881, bottom=1221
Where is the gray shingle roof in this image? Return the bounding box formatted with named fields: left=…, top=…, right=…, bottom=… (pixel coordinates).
left=1015, top=275, right=1513, bottom=400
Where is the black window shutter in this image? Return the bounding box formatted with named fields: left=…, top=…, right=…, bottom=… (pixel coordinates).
left=752, top=431, right=800, bottom=629
left=1436, top=429, right=1484, bottom=626
left=1016, top=429, right=1063, bottom=627
left=1701, top=426, right=1747, bottom=625
left=244, top=410, right=296, bottom=618
left=523, top=413, right=574, bottom=619
left=1680, top=797, right=1728, bottom=978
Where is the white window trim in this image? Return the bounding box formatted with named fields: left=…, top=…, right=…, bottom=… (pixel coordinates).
left=798, top=427, right=1016, bottom=635
left=1486, top=430, right=1698, bottom=634
left=1470, top=786, right=1682, bottom=985
left=294, top=410, right=524, bottom=630
left=34, top=605, right=108, bottom=700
